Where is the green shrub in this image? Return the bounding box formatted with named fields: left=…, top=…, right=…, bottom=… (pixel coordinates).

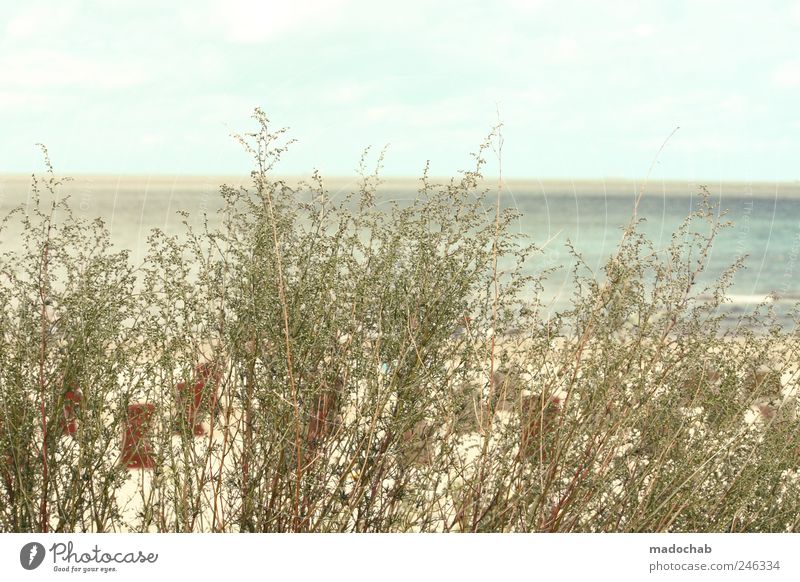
left=0, top=111, right=798, bottom=532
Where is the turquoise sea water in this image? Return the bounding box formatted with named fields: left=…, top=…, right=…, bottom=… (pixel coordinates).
left=505, top=187, right=800, bottom=328
left=1, top=176, right=799, bottom=329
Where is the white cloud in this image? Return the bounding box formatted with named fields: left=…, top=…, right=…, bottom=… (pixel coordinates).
left=4, top=1, right=76, bottom=41
left=720, top=95, right=746, bottom=115
left=629, top=96, right=678, bottom=117
left=361, top=85, right=555, bottom=130
left=326, top=82, right=376, bottom=105
left=627, top=91, right=735, bottom=122
left=139, top=133, right=167, bottom=147
left=183, top=0, right=348, bottom=44
left=553, top=35, right=581, bottom=61
left=632, top=23, right=654, bottom=38
left=0, top=50, right=148, bottom=90
left=503, top=0, right=549, bottom=16
left=0, top=91, right=51, bottom=109
left=364, top=103, right=471, bottom=127
left=772, top=61, right=800, bottom=87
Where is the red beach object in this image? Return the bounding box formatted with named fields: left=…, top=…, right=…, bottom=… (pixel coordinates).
left=306, top=378, right=343, bottom=446
left=61, top=389, right=82, bottom=437
left=176, top=363, right=222, bottom=436
left=121, top=403, right=156, bottom=469
left=196, top=362, right=221, bottom=382
left=0, top=418, right=13, bottom=492
left=307, top=391, right=337, bottom=445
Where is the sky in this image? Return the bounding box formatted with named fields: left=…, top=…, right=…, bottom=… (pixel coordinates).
left=1, top=0, right=799, bottom=181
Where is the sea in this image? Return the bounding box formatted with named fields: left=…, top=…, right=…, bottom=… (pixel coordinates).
left=1, top=175, right=799, bottom=331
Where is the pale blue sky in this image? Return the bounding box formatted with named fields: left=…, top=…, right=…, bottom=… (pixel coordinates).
left=1, top=0, right=799, bottom=180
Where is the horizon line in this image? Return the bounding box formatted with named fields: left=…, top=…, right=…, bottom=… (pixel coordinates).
left=2, top=173, right=799, bottom=186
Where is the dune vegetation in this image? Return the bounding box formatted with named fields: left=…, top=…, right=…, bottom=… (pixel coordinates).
left=1, top=109, right=799, bottom=532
